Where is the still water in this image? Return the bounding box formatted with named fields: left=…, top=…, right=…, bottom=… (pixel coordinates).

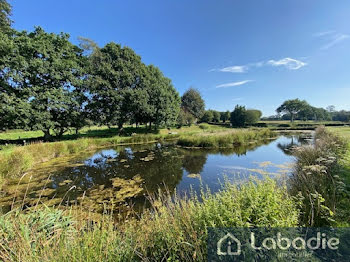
left=0, top=134, right=310, bottom=215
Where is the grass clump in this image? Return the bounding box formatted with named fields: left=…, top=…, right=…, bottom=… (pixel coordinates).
left=0, top=179, right=298, bottom=262
left=177, top=128, right=274, bottom=148
left=289, top=126, right=348, bottom=226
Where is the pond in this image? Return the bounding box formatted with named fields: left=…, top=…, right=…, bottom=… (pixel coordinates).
left=0, top=133, right=311, bottom=217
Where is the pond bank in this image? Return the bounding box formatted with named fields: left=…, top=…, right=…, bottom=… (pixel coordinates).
left=0, top=128, right=274, bottom=184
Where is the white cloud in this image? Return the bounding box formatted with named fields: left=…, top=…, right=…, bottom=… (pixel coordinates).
left=314, top=30, right=350, bottom=50
left=218, top=65, right=248, bottom=73
left=267, top=58, right=307, bottom=70
left=313, top=30, right=336, bottom=37
left=216, top=80, right=253, bottom=88
left=320, top=34, right=349, bottom=50
left=213, top=57, right=306, bottom=73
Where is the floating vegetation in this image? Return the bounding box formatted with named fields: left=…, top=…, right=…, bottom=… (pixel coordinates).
left=187, top=173, right=201, bottom=179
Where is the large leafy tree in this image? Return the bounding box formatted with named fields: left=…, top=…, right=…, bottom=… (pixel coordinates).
left=181, top=88, right=205, bottom=120
left=145, top=65, right=180, bottom=128
left=85, top=42, right=180, bottom=129
left=86, top=42, right=147, bottom=128
left=230, top=105, right=246, bottom=127
left=245, top=109, right=262, bottom=125
left=276, top=99, right=309, bottom=122
left=0, top=27, right=85, bottom=140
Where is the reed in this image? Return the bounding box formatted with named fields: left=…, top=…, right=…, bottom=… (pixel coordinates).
left=0, top=178, right=298, bottom=262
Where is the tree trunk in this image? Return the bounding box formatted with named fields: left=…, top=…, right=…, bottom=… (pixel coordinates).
left=43, top=129, right=52, bottom=141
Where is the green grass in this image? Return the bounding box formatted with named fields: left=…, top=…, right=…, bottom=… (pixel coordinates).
left=0, top=178, right=298, bottom=262
left=327, top=126, right=350, bottom=226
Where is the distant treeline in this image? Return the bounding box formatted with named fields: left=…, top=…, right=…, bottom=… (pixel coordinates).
left=264, top=99, right=350, bottom=122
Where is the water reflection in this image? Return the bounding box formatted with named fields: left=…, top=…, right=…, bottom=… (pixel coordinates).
left=277, top=134, right=312, bottom=155
left=0, top=135, right=307, bottom=216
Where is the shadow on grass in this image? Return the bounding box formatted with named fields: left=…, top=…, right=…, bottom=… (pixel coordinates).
left=0, top=126, right=160, bottom=145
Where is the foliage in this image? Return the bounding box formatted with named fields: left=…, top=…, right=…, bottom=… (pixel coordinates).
left=245, top=109, right=262, bottom=125
left=177, top=108, right=196, bottom=127
left=0, top=27, right=86, bottom=140
left=289, top=126, right=347, bottom=226
left=0, top=0, right=11, bottom=32
left=200, top=110, right=213, bottom=123
left=230, top=105, right=246, bottom=127
left=220, top=111, right=230, bottom=122
left=0, top=179, right=299, bottom=261
left=276, top=99, right=309, bottom=122
left=181, top=88, right=205, bottom=120
left=211, top=110, right=220, bottom=122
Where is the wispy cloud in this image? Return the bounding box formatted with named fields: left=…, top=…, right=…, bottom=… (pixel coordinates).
left=217, top=65, right=248, bottom=73
left=314, top=30, right=350, bottom=50
left=321, top=34, right=349, bottom=50
left=212, top=57, right=307, bottom=73
left=313, top=30, right=336, bottom=37
left=267, top=58, right=307, bottom=70
left=216, top=80, right=253, bottom=88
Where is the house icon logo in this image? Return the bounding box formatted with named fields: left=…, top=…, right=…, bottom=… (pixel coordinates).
left=217, top=233, right=242, bottom=256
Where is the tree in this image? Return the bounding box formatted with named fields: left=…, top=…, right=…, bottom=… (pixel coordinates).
left=212, top=110, right=220, bottom=122
left=0, top=0, right=11, bottom=32
left=145, top=65, right=180, bottom=128
left=201, top=110, right=213, bottom=123
left=230, top=105, right=246, bottom=127
left=245, top=109, right=262, bottom=125
left=298, top=105, right=314, bottom=121
left=332, top=110, right=350, bottom=122
left=220, top=111, right=230, bottom=122
left=276, top=99, right=308, bottom=122
left=85, top=42, right=180, bottom=130
left=181, top=88, right=205, bottom=120
left=0, top=27, right=85, bottom=140
left=86, top=42, right=147, bottom=129
left=177, top=108, right=195, bottom=127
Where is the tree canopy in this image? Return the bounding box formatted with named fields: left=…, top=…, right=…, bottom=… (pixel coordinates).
left=181, top=88, right=205, bottom=120
left=276, top=99, right=309, bottom=122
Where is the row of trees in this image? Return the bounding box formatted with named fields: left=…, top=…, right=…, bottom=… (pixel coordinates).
left=200, top=106, right=262, bottom=127
left=0, top=1, right=181, bottom=139
left=275, top=99, right=349, bottom=122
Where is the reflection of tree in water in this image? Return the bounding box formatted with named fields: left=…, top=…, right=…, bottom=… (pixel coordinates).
left=181, top=149, right=208, bottom=174
left=277, top=135, right=311, bottom=155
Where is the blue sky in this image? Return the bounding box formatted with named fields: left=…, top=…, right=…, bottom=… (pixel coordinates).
left=10, top=0, right=350, bottom=116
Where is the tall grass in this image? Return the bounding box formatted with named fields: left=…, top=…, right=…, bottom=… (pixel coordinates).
left=0, top=178, right=298, bottom=262
left=289, top=126, right=348, bottom=226
left=177, top=128, right=273, bottom=147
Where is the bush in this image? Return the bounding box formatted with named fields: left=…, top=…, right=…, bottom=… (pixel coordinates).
left=198, top=124, right=210, bottom=130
